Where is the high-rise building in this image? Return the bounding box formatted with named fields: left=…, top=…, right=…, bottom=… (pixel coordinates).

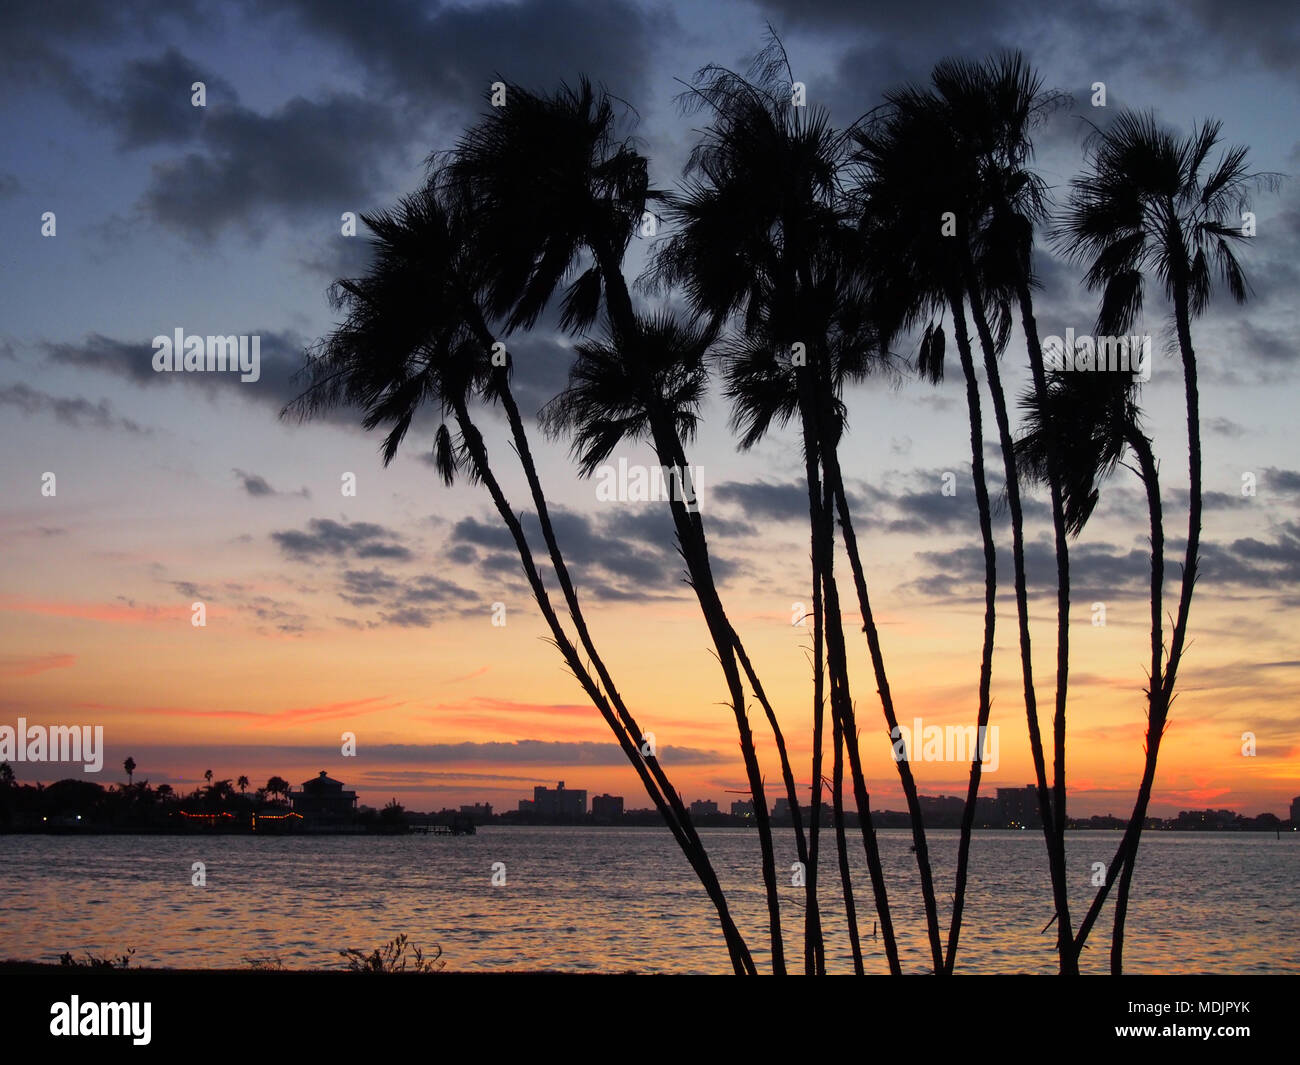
left=996, top=786, right=1042, bottom=829
left=1290, top=796, right=1300, bottom=827
left=459, top=802, right=493, bottom=824
left=730, top=799, right=754, bottom=818
left=689, top=799, right=719, bottom=817
left=591, top=794, right=624, bottom=820
left=532, top=781, right=587, bottom=818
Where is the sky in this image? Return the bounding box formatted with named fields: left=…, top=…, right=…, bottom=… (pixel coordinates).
left=1, top=0, right=1297, bottom=818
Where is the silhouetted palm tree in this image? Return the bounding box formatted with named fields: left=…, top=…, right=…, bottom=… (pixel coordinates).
left=541, top=309, right=791, bottom=973
left=237, top=775, right=249, bottom=796
left=123, top=757, right=136, bottom=786
left=852, top=85, right=1002, bottom=975
left=652, top=37, right=928, bottom=973
left=288, top=161, right=756, bottom=973
left=451, top=76, right=788, bottom=973
left=1053, top=109, right=1273, bottom=972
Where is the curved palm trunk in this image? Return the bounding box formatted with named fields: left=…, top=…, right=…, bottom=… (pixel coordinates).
left=1110, top=427, right=1165, bottom=973
left=1073, top=293, right=1196, bottom=969
left=822, top=443, right=944, bottom=973
left=456, top=304, right=736, bottom=937
left=731, top=631, right=819, bottom=973
left=648, top=415, right=787, bottom=974
left=832, top=689, right=865, bottom=974
left=808, top=528, right=833, bottom=975
left=802, top=493, right=828, bottom=976
left=595, top=238, right=789, bottom=973
left=452, top=398, right=756, bottom=974
left=939, top=281, right=1000, bottom=973
left=494, top=374, right=723, bottom=873
left=800, top=409, right=900, bottom=974
left=1010, top=270, right=1077, bottom=973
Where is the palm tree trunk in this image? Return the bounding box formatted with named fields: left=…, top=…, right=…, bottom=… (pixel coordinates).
left=592, top=238, right=789, bottom=973
left=799, top=407, right=900, bottom=974
left=1010, top=271, right=1078, bottom=974
left=493, top=373, right=725, bottom=896
left=730, top=631, right=819, bottom=973
left=802, top=487, right=828, bottom=975
left=459, top=305, right=738, bottom=946
left=1110, top=427, right=1166, bottom=973
left=940, top=281, right=1000, bottom=973
left=648, top=414, right=786, bottom=975
left=822, top=442, right=945, bottom=974
left=832, top=690, right=865, bottom=974
left=452, top=398, right=756, bottom=974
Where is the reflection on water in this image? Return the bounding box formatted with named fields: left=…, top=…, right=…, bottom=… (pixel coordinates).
left=0, top=828, right=1294, bottom=973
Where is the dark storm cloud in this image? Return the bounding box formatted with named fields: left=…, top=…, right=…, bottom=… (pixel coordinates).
left=266, top=0, right=677, bottom=111
left=140, top=93, right=408, bottom=239
left=102, top=46, right=236, bottom=149
left=271, top=518, right=412, bottom=562
left=0, top=382, right=151, bottom=434
left=0, top=1, right=206, bottom=99
left=755, top=0, right=1300, bottom=111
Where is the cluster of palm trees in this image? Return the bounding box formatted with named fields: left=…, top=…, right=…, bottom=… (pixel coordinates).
left=286, top=39, right=1271, bottom=974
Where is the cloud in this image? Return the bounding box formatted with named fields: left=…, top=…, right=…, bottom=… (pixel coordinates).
left=272, top=0, right=677, bottom=114
left=100, top=45, right=236, bottom=149
left=713, top=479, right=809, bottom=522
left=0, top=652, right=75, bottom=678
left=0, top=382, right=151, bottom=434
left=448, top=501, right=733, bottom=602
left=140, top=92, right=409, bottom=240
left=43, top=331, right=355, bottom=424
left=271, top=518, right=413, bottom=562
left=233, top=468, right=310, bottom=498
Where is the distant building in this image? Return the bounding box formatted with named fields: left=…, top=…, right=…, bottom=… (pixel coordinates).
left=291, top=771, right=358, bottom=824
left=459, top=802, right=493, bottom=824
left=690, top=799, right=719, bottom=817
left=1291, top=796, right=1300, bottom=827
left=772, top=797, right=792, bottom=820
left=591, top=794, right=624, bottom=820
left=532, top=781, right=586, bottom=818
left=517, top=799, right=536, bottom=814
left=996, top=786, right=1042, bottom=829
left=730, top=799, right=754, bottom=818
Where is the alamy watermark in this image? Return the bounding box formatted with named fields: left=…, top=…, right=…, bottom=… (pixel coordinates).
left=595, top=458, right=703, bottom=512
left=890, top=718, right=999, bottom=772
left=152, top=328, right=261, bottom=383
left=1043, top=328, right=1151, bottom=382
left=0, top=718, right=104, bottom=773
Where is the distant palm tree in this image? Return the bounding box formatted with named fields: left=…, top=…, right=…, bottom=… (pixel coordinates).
left=123, top=757, right=136, bottom=786
left=204, top=769, right=213, bottom=788
left=1053, top=109, right=1274, bottom=972
left=237, top=775, right=249, bottom=796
